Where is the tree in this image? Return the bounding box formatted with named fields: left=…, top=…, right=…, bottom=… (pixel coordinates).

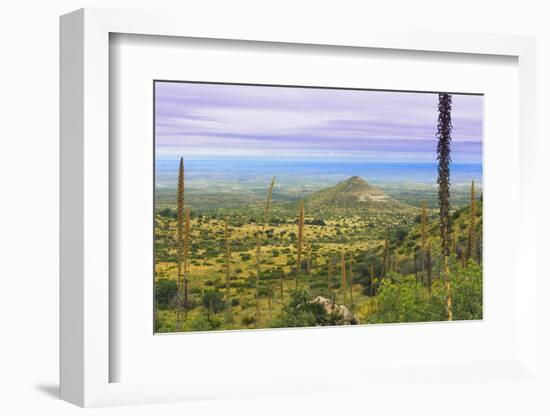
left=437, top=93, right=453, bottom=321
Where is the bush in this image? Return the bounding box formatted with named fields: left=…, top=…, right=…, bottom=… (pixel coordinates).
left=363, top=263, right=482, bottom=324
left=240, top=253, right=252, bottom=261
left=155, top=311, right=174, bottom=332
left=201, top=289, right=226, bottom=314
left=189, top=287, right=202, bottom=295
left=159, top=207, right=176, bottom=219
left=184, top=314, right=221, bottom=331
left=241, top=315, right=255, bottom=326
left=271, top=289, right=343, bottom=328
left=306, top=218, right=327, bottom=226
left=155, top=279, right=177, bottom=309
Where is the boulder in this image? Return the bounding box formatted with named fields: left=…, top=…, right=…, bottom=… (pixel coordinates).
left=311, top=296, right=359, bottom=325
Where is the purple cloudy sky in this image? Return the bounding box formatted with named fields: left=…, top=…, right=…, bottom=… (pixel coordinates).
left=155, top=82, right=483, bottom=163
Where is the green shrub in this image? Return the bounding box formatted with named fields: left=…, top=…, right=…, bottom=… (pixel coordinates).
left=366, top=264, right=482, bottom=323
left=271, top=289, right=343, bottom=328
left=184, top=314, right=221, bottom=331
left=155, top=279, right=177, bottom=309
left=201, top=289, right=226, bottom=313
left=241, top=315, right=255, bottom=326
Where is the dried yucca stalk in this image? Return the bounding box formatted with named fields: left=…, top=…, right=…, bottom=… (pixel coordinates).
left=467, top=180, right=477, bottom=262
left=183, top=207, right=190, bottom=320
left=460, top=247, right=466, bottom=268
left=370, top=262, right=375, bottom=296
left=224, top=216, right=231, bottom=317
left=255, top=177, right=276, bottom=328
left=420, top=200, right=428, bottom=283
left=348, top=254, right=354, bottom=308
left=306, top=240, right=312, bottom=275
left=175, top=157, right=185, bottom=331
left=477, top=215, right=483, bottom=265
left=267, top=283, right=272, bottom=321
left=414, top=247, right=419, bottom=283
left=295, top=200, right=305, bottom=290
left=426, top=243, right=432, bottom=292
left=280, top=269, right=284, bottom=302
left=437, top=93, right=453, bottom=320
left=340, top=251, right=347, bottom=302
left=327, top=257, right=333, bottom=290
left=452, top=232, right=458, bottom=256
left=420, top=201, right=428, bottom=251
left=382, top=233, right=389, bottom=277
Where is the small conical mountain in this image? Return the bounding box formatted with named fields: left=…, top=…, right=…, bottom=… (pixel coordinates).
left=304, top=176, right=395, bottom=214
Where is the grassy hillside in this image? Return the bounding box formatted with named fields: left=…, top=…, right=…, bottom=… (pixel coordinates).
left=155, top=176, right=483, bottom=332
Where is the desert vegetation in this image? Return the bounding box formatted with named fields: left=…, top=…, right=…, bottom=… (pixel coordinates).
left=154, top=91, right=483, bottom=333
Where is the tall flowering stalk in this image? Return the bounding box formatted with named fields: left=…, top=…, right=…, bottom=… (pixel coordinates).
left=420, top=201, right=428, bottom=250
left=280, top=269, right=284, bottom=302
left=348, top=254, right=354, bottom=308
left=414, top=248, right=419, bottom=283
left=224, top=216, right=231, bottom=317
left=467, top=180, right=477, bottom=262
left=255, top=177, right=275, bottom=328
left=183, top=207, right=190, bottom=320
left=327, top=257, right=333, bottom=290
left=267, top=283, right=272, bottom=321
left=175, top=157, right=185, bottom=331
left=426, top=242, right=432, bottom=293
left=437, top=93, right=453, bottom=320
left=370, top=262, right=375, bottom=296
left=420, top=200, right=428, bottom=284
left=382, top=233, right=389, bottom=278
left=306, top=240, right=312, bottom=275
left=295, top=200, right=305, bottom=290
left=340, top=251, right=347, bottom=302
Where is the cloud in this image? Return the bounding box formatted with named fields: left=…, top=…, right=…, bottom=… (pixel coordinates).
left=155, top=82, right=483, bottom=163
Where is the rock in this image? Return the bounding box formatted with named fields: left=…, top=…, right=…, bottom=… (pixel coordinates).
left=311, top=296, right=359, bottom=325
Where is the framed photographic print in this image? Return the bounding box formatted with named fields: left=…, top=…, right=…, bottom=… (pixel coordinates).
left=152, top=81, right=483, bottom=334
left=60, top=8, right=538, bottom=408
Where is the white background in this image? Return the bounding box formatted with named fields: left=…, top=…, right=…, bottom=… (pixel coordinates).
left=1, top=1, right=548, bottom=415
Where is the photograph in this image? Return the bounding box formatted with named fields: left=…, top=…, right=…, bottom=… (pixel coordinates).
left=153, top=81, right=483, bottom=333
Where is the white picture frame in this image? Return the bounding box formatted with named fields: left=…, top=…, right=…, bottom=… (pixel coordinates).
left=60, top=7, right=537, bottom=408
